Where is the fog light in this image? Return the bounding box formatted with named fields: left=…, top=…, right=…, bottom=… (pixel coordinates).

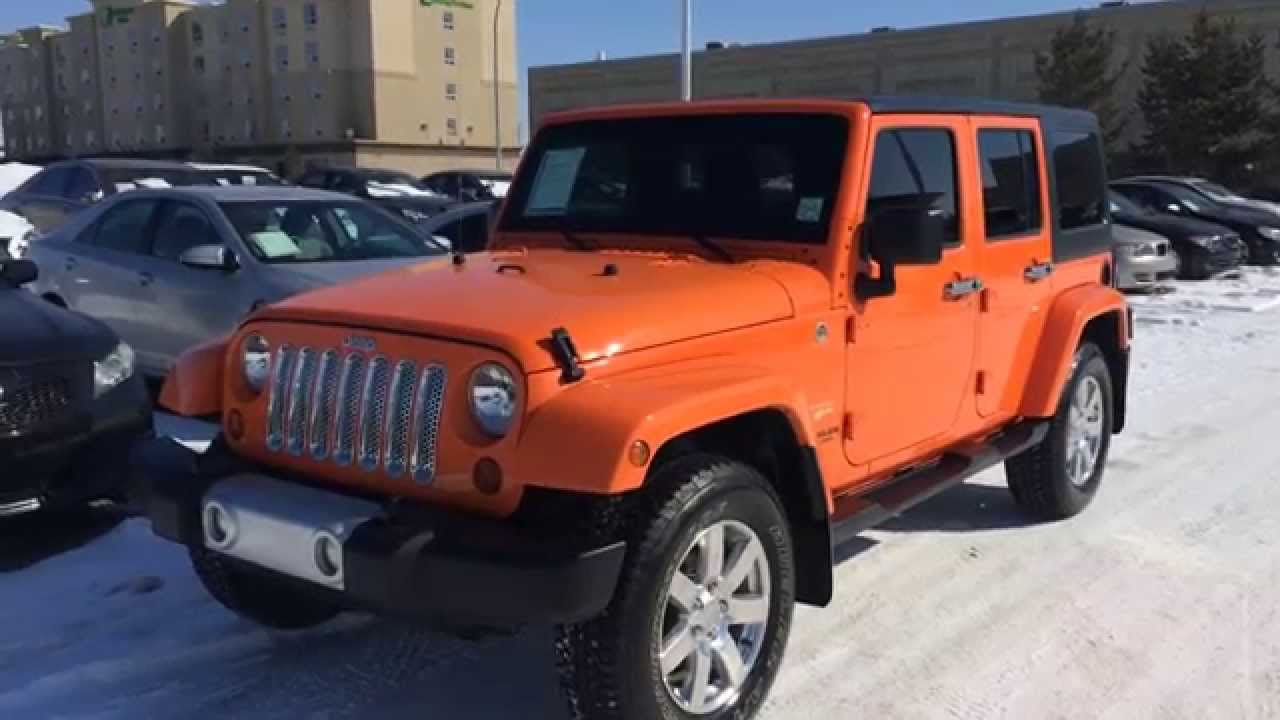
left=204, top=502, right=236, bottom=549
left=473, top=458, right=503, bottom=495
left=314, top=533, right=342, bottom=579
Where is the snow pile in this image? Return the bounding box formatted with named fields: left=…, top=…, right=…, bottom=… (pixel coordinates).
left=0, top=162, right=40, bottom=197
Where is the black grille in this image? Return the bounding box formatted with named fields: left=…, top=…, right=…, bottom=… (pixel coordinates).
left=0, top=375, right=73, bottom=432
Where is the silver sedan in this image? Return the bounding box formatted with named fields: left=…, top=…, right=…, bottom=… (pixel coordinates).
left=29, top=186, right=446, bottom=379
left=1114, top=223, right=1178, bottom=292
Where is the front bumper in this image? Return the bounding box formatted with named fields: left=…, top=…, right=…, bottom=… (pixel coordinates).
left=0, top=373, right=152, bottom=515
left=1116, top=252, right=1178, bottom=290
left=134, top=436, right=626, bottom=628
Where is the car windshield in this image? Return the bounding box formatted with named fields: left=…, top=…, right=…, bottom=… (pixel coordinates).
left=220, top=200, right=446, bottom=264
left=200, top=169, right=286, bottom=187
left=100, top=168, right=208, bottom=194
left=1189, top=179, right=1247, bottom=203
left=1158, top=183, right=1217, bottom=213
left=502, top=113, right=849, bottom=245
left=1108, top=190, right=1147, bottom=217
left=360, top=170, right=426, bottom=188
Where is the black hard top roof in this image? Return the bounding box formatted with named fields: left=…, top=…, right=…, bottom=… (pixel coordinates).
left=860, top=96, right=1097, bottom=126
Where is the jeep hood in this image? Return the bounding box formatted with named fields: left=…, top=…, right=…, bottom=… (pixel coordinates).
left=253, top=250, right=805, bottom=373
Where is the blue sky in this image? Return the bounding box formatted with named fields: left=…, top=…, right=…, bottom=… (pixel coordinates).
left=3, top=0, right=1095, bottom=134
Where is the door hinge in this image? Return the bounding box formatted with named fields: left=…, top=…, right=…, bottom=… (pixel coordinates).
left=975, top=371, right=987, bottom=396
left=979, top=288, right=992, bottom=313
left=845, top=316, right=856, bottom=344
left=843, top=412, right=855, bottom=440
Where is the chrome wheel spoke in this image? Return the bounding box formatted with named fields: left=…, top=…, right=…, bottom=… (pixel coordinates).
left=727, top=594, right=769, bottom=625
left=699, top=524, right=725, bottom=582
left=715, top=638, right=749, bottom=689
left=687, top=649, right=713, bottom=711
left=661, top=621, right=696, bottom=674
left=668, top=571, right=699, bottom=612
left=721, top=535, right=763, bottom=593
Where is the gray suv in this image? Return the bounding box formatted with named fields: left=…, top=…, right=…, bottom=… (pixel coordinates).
left=29, top=186, right=446, bottom=379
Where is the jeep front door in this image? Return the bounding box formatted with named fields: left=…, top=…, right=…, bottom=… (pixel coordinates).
left=844, top=120, right=980, bottom=468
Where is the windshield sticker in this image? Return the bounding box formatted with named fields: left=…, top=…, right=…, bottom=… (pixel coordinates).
left=134, top=177, right=172, bottom=189
left=797, top=197, right=825, bottom=223
left=250, top=231, right=302, bottom=258
left=525, top=147, right=587, bottom=217
left=114, top=182, right=137, bottom=193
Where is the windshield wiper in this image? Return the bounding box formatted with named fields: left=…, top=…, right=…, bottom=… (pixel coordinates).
left=690, top=233, right=734, bottom=263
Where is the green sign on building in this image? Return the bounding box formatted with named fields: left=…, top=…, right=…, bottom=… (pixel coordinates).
left=103, top=7, right=135, bottom=27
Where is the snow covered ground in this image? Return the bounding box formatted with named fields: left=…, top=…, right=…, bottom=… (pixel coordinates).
left=3, top=271, right=1280, bottom=719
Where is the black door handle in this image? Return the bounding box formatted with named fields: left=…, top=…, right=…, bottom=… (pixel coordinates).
left=1024, top=262, right=1054, bottom=282
left=944, top=277, right=984, bottom=300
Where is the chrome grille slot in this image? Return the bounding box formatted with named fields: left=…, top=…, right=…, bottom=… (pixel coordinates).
left=382, top=360, right=417, bottom=477
left=357, top=356, right=391, bottom=471
left=411, top=365, right=447, bottom=485
left=332, top=353, right=366, bottom=466
left=307, top=350, right=340, bottom=460
left=265, top=345, right=296, bottom=452
left=285, top=348, right=317, bottom=456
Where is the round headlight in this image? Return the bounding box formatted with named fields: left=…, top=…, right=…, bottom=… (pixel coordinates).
left=469, top=363, right=517, bottom=437
left=242, top=334, right=271, bottom=394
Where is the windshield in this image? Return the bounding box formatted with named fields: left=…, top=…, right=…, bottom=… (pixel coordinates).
left=220, top=201, right=445, bottom=264
left=1189, top=179, right=1246, bottom=203
left=200, top=170, right=286, bottom=187
left=1158, top=182, right=1216, bottom=213
left=1108, top=190, right=1146, bottom=216
left=502, top=113, right=849, bottom=245
left=101, top=168, right=208, bottom=194
left=361, top=170, right=425, bottom=187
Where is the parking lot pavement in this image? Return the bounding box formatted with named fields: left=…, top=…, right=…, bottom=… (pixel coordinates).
left=1, top=274, right=1278, bottom=719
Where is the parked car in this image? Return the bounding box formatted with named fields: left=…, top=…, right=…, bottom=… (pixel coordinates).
left=137, top=98, right=1129, bottom=720
left=422, top=169, right=513, bottom=201
left=1113, top=223, right=1176, bottom=291
left=189, top=163, right=286, bottom=187
left=1111, top=179, right=1280, bottom=265
left=0, top=158, right=209, bottom=237
left=1122, top=175, right=1280, bottom=217
left=0, top=209, right=36, bottom=259
left=29, top=186, right=448, bottom=380
left=416, top=201, right=495, bottom=253
left=296, top=167, right=454, bottom=225
left=0, top=257, right=151, bottom=517
left=1107, top=190, right=1243, bottom=279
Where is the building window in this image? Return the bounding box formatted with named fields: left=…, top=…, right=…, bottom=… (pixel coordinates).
left=443, top=11, right=455, bottom=30
left=219, top=18, right=230, bottom=40
left=310, top=82, right=323, bottom=100
left=65, top=131, right=73, bottom=147
left=34, top=106, right=43, bottom=120
left=86, top=130, right=96, bottom=147
left=153, top=92, right=163, bottom=111
left=445, top=82, right=457, bottom=101
left=63, top=105, right=71, bottom=118
left=281, top=118, right=292, bottom=138
left=305, top=41, right=319, bottom=66
left=241, top=49, right=253, bottom=68
left=192, top=22, right=204, bottom=47
left=56, top=73, right=66, bottom=92
left=83, top=99, right=92, bottom=113
left=134, top=71, right=142, bottom=83
left=135, top=102, right=143, bottom=115
left=304, top=3, right=319, bottom=29
left=80, top=68, right=90, bottom=84
left=444, top=47, right=456, bottom=66
left=106, top=42, right=115, bottom=56
left=446, top=117, right=458, bottom=136
left=274, top=44, right=289, bottom=72
left=193, top=55, right=205, bottom=74
left=81, top=44, right=89, bottom=57
left=272, top=6, right=287, bottom=36
left=201, top=120, right=211, bottom=142
left=109, top=75, right=117, bottom=88
left=156, top=124, right=165, bottom=144
left=129, top=30, right=139, bottom=52
left=151, top=31, right=161, bottom=45
left=242, top=18, right=251, bottom=34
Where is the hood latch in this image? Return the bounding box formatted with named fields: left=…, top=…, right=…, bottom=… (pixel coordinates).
left=548, top=327, right=585, bottom=384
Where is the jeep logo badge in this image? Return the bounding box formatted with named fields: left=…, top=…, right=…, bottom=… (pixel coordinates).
left=343, top=335, right=377, bottom=352
left=815, top=322, right=829, bottom=345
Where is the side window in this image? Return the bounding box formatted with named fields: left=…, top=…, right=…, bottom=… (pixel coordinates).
left=87, top=200, right=159, bottom=255
left=152, top=201, right=218, bottom=261
left=64, top=167, right=100, bottom=203
left=433, top=218, right=463, bottom=248
left=297, top=171, right=326, bottom=188
left=978, top=129, right=1042, bottom=239
left=866, top=128, right=960, bottom=246
left=1051, top=130, right=1105, bottom=230
left=29, top=167, right=73, bottom=197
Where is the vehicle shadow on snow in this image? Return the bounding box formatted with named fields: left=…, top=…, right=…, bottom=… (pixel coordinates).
left=873, top=482, right=1035, bottom=534
left=0, top=506, right=126, bottom=573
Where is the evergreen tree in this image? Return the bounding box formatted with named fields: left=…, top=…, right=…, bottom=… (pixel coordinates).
left=1035, top=13, right=1130, bottom=150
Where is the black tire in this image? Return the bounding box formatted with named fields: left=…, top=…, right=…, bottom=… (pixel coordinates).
left=190, top=547, right=342, bottom=630
left=554, top=454, right=796, bottom=720
left=1006, top=342, right=1114, bottom=521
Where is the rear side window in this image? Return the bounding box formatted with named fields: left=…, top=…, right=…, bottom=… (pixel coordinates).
left=978, top=129, right=1042, bottom=239
left=29, top=167, right=73, bottom=197
left=87, top=199, right=159, bottom=255
left=64, top=167, right=100, bottom=203
left=1051, top=130, right=1105, bottom=230
left=152, top=201, right=217, bottom=261
left=866, top=128, right=961, bottom=247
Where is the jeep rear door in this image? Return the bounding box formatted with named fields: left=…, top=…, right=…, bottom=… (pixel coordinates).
left=844, top=117, right=981, bottom=468
left=970, top=119, right=1055, bottom=418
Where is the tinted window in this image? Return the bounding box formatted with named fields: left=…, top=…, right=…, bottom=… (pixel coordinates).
left=456, top=212, right=490, bottom=252
left=89, top=200, right=158, bottom=254
left=29, top=167, right=73, bottom=197
left=866, top=128, right=960, bottom=246
left=504, top=114, right=849, bottom=245
left=220, top=200, right=444, bottom=264
left=1107, top=190, right=1145, bottom=216
left=978, top=129, right=1042, bottom=239
left=297, top=171, right=327, bottom=188
left=1156, top=182, right=1216, bottom=212
left=152, top=202, right=218, bottom=261
left=1051, top=131, right=1105, bottom=229
left=64, top=167, right=100, bottom=203
left=99, top=167, right=204, bottom=194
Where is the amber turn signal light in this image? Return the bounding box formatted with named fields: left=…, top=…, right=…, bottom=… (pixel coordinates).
left=473, top=458, right=503, bottom=495
left=629, top=440, right=651, bottom=467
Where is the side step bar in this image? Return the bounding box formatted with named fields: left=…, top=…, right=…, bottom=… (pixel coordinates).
left=829, top=420, right=1049, bottom=549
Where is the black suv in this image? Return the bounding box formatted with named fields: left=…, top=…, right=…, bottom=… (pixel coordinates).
left=296, top=167, right=455, bottom=224
left=0, top=158, right=209, bottom=235
left=0, top=258, right=151, bottom=517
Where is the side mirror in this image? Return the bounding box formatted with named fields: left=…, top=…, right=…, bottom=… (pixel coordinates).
left=0, top=258, right=38, bottom=286
left=855, top=206, right=945, bottom=301
left=180, top=244, right=238, bottom=272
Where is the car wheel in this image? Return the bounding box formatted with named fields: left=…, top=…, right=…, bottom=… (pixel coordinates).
left=190, top=547, right=342, bottom=630
left=1006, top=342, right=1114, bottom=521
left=554, top=455, right=795, bottom=720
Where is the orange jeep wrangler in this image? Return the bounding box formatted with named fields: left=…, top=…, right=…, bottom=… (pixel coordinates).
left=137, top=98, right=1130, bottom=720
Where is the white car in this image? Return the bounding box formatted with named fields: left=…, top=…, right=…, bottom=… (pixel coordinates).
left=0, top=209, right=35, bottom=259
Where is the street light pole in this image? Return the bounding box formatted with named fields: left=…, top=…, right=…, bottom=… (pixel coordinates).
left=494, top=0, right=504, bottom=170
left=681, top=0, right=692, bottom=101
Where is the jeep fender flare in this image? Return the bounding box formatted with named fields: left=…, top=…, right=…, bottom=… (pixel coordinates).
left=160, top=338, right=229, bottom=417
left=1019, top=283, right=1129, bottom=421
left=514, top=361, right=820, bottom=497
